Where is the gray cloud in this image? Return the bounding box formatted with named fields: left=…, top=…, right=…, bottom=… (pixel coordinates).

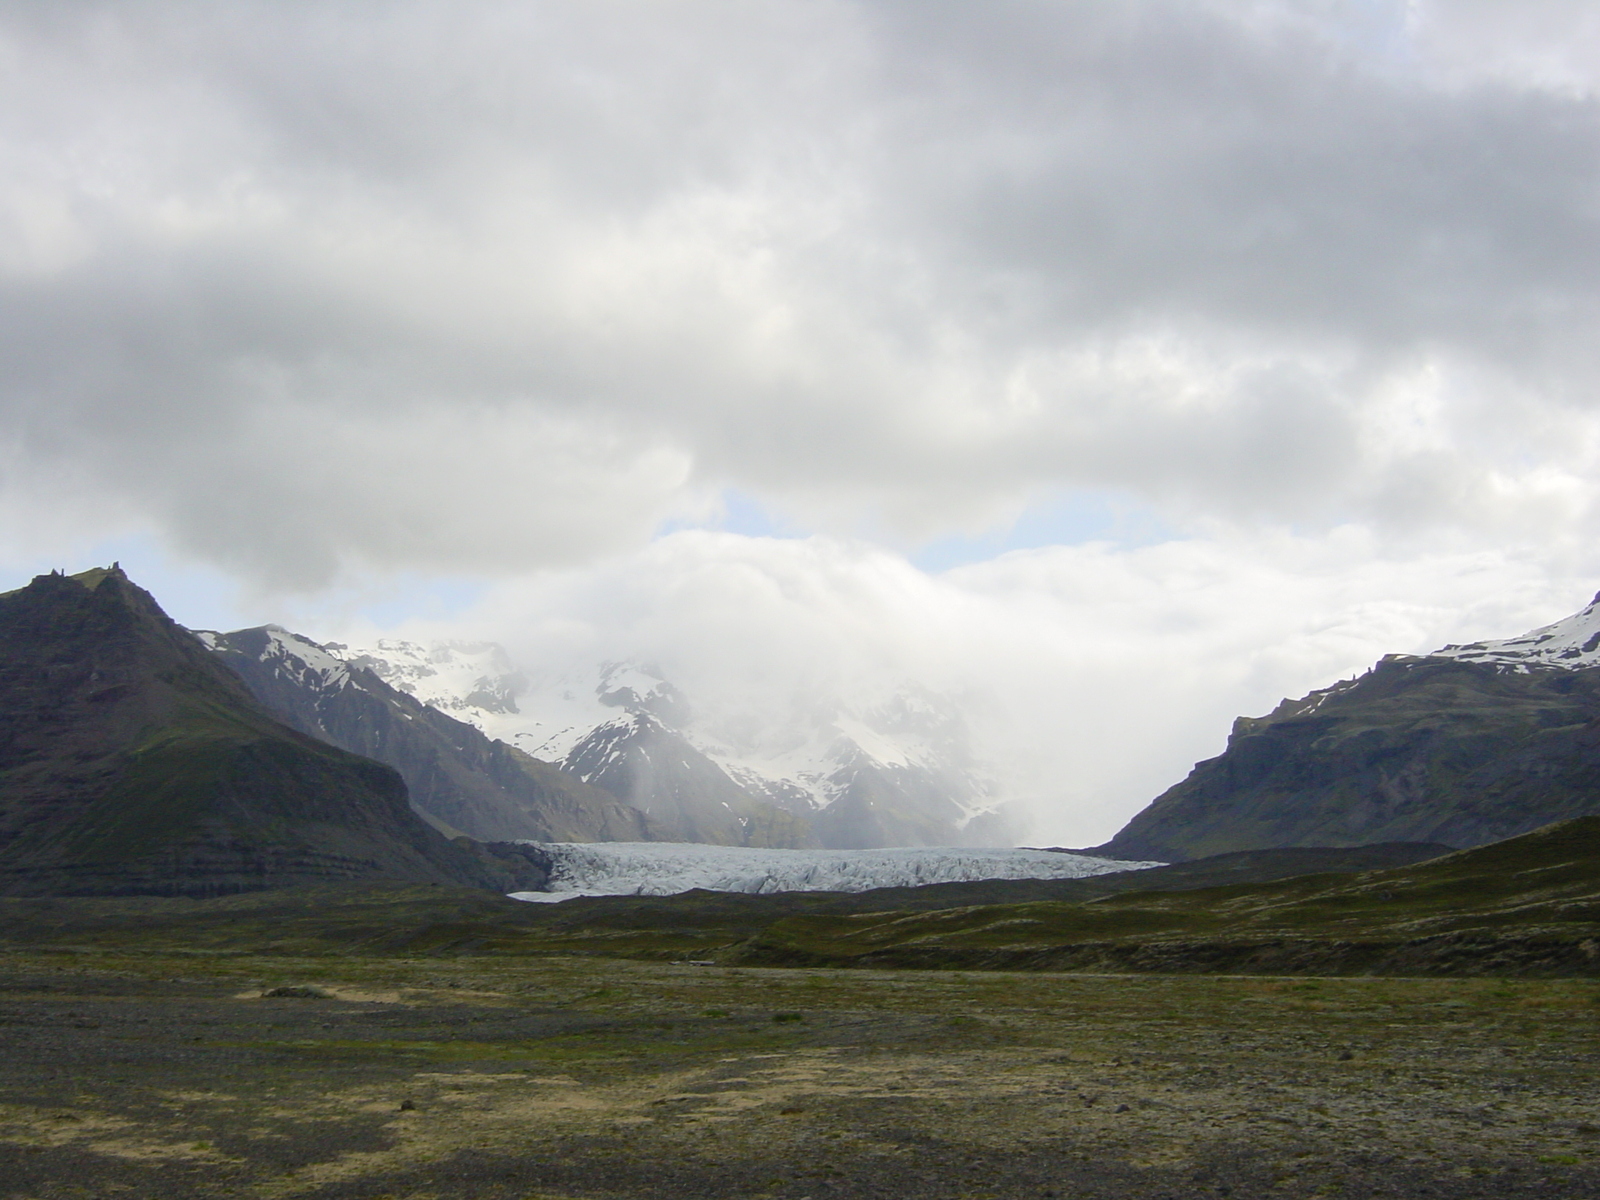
left=1, top=0, right=1599, bottom=586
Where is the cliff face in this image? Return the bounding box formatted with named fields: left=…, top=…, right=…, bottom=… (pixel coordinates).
left=201, top=626, right=657, bottom=843
left=0, top=568, right=495, bottom=896
left=1105, top=656, right=1600, bottom=861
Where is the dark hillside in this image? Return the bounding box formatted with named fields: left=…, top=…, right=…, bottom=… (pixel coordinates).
left=1105, top=656, right=1600, bottom=861
left=0, top=568, right=494, bottom=896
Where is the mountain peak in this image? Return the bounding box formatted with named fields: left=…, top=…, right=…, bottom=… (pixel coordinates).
left=1424, top=592, right=1600, bottom=670
left=68, top=563, right=129, bottom=591
left=0, top=567, right=496, bottom=896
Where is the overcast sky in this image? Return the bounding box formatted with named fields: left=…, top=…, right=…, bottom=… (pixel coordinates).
left=4, top=1, right=1600, bottom=842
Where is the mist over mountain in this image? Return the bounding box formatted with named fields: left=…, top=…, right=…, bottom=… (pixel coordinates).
left=325, top=639, right=1016, bottom=850
left=5, top=3, right=1600, bottom=859
left=198, top=626, right=655, bottom=845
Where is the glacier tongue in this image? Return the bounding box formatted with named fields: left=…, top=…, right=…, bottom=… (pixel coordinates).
left=507, top=842, right=1161, bottom=902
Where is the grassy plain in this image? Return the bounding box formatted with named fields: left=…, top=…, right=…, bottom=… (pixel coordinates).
left=1, top=948, right=1597, bottom=1199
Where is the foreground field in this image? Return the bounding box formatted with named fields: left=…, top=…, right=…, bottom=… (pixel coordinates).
left=1, top=951, right=1596, bottom=1199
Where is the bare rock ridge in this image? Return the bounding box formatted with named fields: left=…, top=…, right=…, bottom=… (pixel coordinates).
left=551, top=674, right=1008, bottom=848
left=1105, top=595, right=1600, bottom=862
left=556, top=703, right=816, bottom=847
left=0, top=567, right=500, bottom=896
left=199, top=625, right=656, bottom=844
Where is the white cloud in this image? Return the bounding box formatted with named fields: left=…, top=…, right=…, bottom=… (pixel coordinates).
left=5, top=2, right=1600, bottom=841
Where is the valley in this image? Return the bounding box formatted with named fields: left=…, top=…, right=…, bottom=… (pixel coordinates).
left=5, top=565, right=1600, bottom=1199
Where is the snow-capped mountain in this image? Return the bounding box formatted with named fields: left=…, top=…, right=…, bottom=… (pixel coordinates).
left=1104, top=588, right=1600, bottom=861
left=328, top=638, right=532, bottom=731
left=331, top=642, right=1014, bottom=849
left=196, top=624, right=354, bottom=692
left=198, top=626, right=656, bottom=844
left=507, top=842, right=1158, bottom=902
left=1423, top=592, right=1600, bottom=669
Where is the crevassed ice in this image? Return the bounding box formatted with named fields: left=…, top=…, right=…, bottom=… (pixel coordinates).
left=506, top=842, right=1161, bottom=902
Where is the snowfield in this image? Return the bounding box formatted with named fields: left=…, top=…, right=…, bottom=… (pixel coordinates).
left=1425, top=591, right=1600, bottom=670
left=506, top=842, right=1162, bottom=902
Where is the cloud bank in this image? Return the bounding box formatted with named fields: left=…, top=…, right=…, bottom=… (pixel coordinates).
left=383, top=528, right=1572, bottom=844
left=4, top=1, right=1600, bottom=839
left=4, top=1, right=1600, bottom=581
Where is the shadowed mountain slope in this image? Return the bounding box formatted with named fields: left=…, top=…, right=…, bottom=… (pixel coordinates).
left=0, top=568, right=496, bottom=897
left=1105, top=649, right=1600, bottom=862
left=201, top=626, right=657, bottom=844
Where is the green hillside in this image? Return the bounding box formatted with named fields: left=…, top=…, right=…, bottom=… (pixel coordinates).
left=0, top=568, right=495, bottom=896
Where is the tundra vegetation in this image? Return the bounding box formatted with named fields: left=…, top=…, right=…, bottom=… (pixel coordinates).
left=1, top=817, right=1598, bottom=1199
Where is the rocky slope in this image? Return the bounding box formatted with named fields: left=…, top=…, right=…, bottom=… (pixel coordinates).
left=1105, top=594, right=1600, bottom=861
left=0, top=568, right=498, bottom=897
left=200, top=626, right=655, bottom=844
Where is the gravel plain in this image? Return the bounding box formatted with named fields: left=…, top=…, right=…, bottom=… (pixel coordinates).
left=1, top=952, right=1597, bottom=1199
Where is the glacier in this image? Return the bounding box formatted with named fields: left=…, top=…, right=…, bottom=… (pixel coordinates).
left=506, top=842, right=1162, bottom=902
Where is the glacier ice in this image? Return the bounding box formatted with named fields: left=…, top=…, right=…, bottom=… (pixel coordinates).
left=506, top=842, right=1161, bottom=902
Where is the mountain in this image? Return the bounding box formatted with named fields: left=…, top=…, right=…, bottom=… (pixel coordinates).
left=1105, top=593, right=1600, bottom=861
left=339, top=642, right=1010, bottom=849
left=199, top=626, right=656, bottom=844
left=556, top=698, right=815, bottom=847
left=0, top=568, right=498, bottom=897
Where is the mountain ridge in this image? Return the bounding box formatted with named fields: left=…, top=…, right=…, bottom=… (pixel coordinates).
left=0, top=568, right=498, bottom=896
left=1104, top=593, right=1600, bottom=861
left=199, top=625, right=659, bottom=845
left=334, top=641, right=1014, bottom=848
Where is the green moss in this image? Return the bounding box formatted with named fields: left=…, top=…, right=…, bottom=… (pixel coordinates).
left=65, top=732, right=251, bottom=860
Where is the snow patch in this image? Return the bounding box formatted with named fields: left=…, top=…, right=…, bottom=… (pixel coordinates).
left=1425, top=593, right=1600, bottom=670
left=260, top=626, right=351, bottom=690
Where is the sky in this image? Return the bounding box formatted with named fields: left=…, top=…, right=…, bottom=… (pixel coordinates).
left=3, top=1, right=1600, bottom=843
